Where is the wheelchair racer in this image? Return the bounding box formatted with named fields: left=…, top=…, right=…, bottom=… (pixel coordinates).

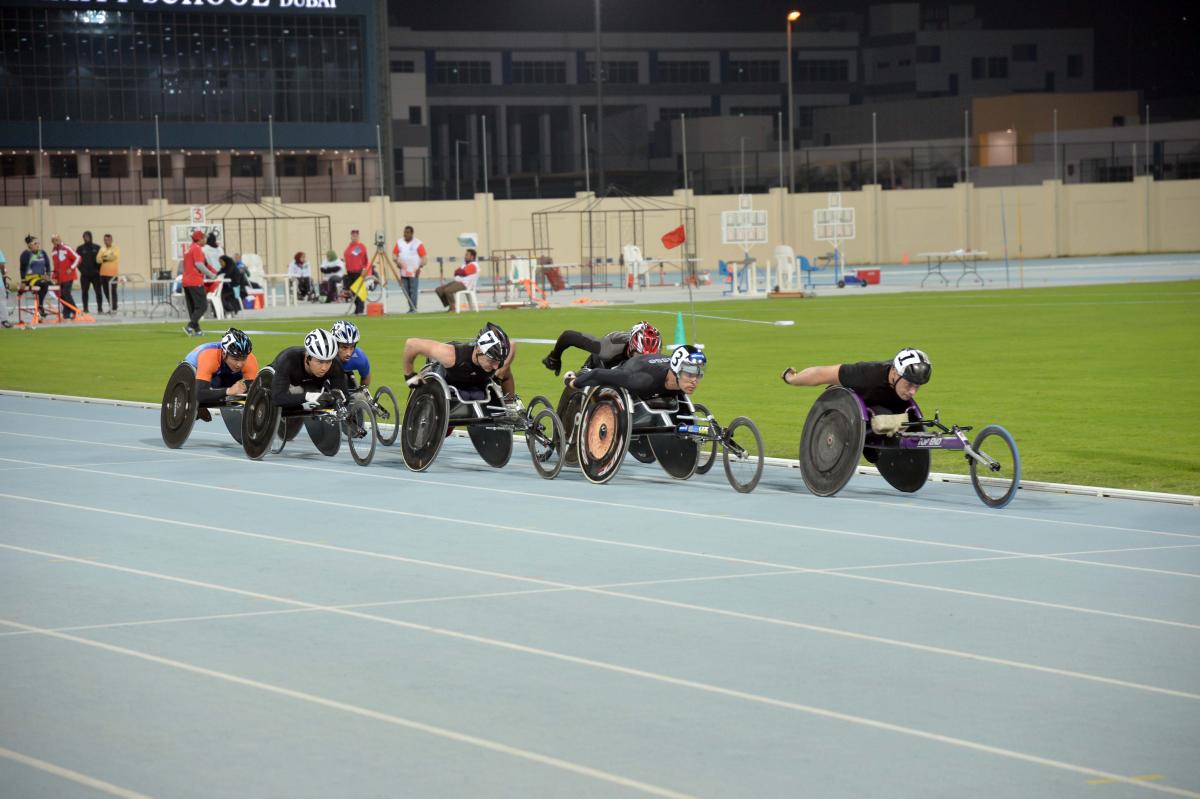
left=270, top=328, right=351, bottom=411
left=184, top=328, right=258, bottom=422
left=331, top=319, right=372, bottom=390
left=566, top=344, right=706, bottom=399
left=402, top=321, right=517, bottom=406
left=781, top=347, right=932, bottom=461
left=541, top=321, right=662, bottom=375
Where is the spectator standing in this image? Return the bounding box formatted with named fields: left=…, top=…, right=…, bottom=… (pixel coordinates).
left=434, top=247, right=479, bottom=312
left=319, top=248, right=344, bottom=302
left=97, top=233, right=120, bottom=313
left=0, top=248, right=12, bottom=328
left=203, top=231, right=225, bottom=276
left=392, top=225, right=426, bottom=313
left=182, top=229, right=218, bottom=336
left=20, top=236, right=52, bottom=317
left=288, top=251, right=316, bottom=301
left=76, top=230, right=103, bottom=315
left=50, top=234, right=80, bottom=320
left=342, top=229, right=369, bottom=315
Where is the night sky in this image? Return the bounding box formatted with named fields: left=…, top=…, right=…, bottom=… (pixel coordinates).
left=388, top=0, right=1197, bottom=101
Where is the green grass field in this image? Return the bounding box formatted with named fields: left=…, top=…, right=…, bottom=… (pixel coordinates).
left=2, top=282, right=1198, bottom=494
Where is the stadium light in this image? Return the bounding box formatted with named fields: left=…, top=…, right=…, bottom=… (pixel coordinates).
left=786, top=10, right=802, bottom=193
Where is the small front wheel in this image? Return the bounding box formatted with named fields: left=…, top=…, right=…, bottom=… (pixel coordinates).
left=969, top=425, right=1020, bottom=508
left=372, top=385, right=400, bottom=446
left=692, top=403, right=718, bottom=475
left=527, top=408, right=566, bottom=480
left=346, top=397, right=378, bottom=466
left=722, top=416, right=765, bottom=493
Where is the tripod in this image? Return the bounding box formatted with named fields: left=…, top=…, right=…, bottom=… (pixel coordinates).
left=345, top=245, right=398, bottom=313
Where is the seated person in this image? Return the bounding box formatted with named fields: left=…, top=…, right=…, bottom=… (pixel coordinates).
left=319, top=249, right=344, bottom=303
left=217, top=255, right=249, bottom=315
left=780, top=347, right=932, bottom=460
left=185, top=328, right=259, bottom=421
left=269, top=328, right=350, bottom=411
left=566, top=344, right=706, bottom=404
left=402, top=321, right=516, bottom=405
left=542, top=321, right=661, bottom=376
left=331, top=319, right=371, bottom=390
left=434, top=247, right=479, bottom=311
left=288, top=251, right=316, bottom=302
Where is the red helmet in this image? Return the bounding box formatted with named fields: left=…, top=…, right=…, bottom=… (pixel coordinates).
left=629, top=321, right=662, bottom=355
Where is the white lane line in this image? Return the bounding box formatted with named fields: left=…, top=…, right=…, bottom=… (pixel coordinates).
left=2, top=416, right=1195, bottom=540
left=0, top=745, right=158, bottom=799
left=5, top=470, right=1200, bottom=631
left=0, top=457, right=184, bottom=473
left=1, top=615, right=1197, bottom=798
left=2, top=534, right=1197, bottom=703
left=2, top=447, right=1195, bottom=584
left=0, top=620, right=697, bottom=799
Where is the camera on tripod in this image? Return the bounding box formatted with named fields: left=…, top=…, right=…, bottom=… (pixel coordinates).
left=373, top=231, right=386, bottom=249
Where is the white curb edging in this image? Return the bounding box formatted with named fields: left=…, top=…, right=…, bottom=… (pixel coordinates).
left=2, top=389, right=1197, bottom=507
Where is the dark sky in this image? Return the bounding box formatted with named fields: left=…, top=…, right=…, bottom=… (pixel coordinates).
left=389, top=0, right=1197, bottom=101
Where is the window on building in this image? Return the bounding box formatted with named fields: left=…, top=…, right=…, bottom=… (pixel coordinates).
left=988, top=56, right=1008, bottom=79
left=655, top=61, right=710, bottom=83
left=0, top=154, right=35, bottom=177
left=433, top=61, right=491, bottom=84
left=971, top=57, right=985, bottom=79
left=184, top=154, right=217, bottom=178
left=728, top=60, right=780, bottom=82
left=511, top=61, right=567, bottom=84
left=142, top=155, right=162, bottom=178
left=1068, top=54, right=1084, bottom=78
left=876, top=60, right=891, bottom=70
left=1012, top=44, right=1037, bottom=62
left=390, top=60, right=415, bottom=73
left=408, top=105, right=422, bottom=125
left=585, top=61, right=639, bottom=83
left=916, top=45, right=941, bottom=64
left=794, top=59, right=849, bottom=82
left=278, top=154, right=319, bottom=177
left=91, top=154, right=129, bottom=178
left=796, top=107, right=815, bottom=138
left=50, top=156, right=79, bottom=178
left=231, top=155, right=262, bottom=177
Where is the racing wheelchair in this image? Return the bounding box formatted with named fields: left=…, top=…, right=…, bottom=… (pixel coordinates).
left=568, top=386, right=764, bottom=492
left=399, top=365, right=566, bottom=478
left=238, top=367, right=379, bottom=465
left=160, top=361, right=246, bottom=448
left=798, top=386, right=1020, bottom=508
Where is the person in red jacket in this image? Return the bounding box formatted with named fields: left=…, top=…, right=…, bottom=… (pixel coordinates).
left=49, top=234, right=80, bottom=320
left=181, top=229, right=218, bottom=336
left=341, top=228, right=370, bottom=315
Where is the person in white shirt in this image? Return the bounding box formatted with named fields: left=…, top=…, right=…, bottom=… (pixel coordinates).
left=434, top=247, right=479, bottom=312
left=203, top=231, right=225, bottom=275
left=391, top=225, right=427, bottom=313
left=288, top=251, right=316, bottom=301
left=318, top=249, right=344, bottom=303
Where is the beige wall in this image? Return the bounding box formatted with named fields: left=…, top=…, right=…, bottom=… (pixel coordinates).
left=3, top=178, right=1198, bottom=276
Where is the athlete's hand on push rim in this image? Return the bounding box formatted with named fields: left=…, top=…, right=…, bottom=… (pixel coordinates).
left=226, top=380, right=248, bottom=396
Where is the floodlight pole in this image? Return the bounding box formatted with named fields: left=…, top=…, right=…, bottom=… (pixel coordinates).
left=153, top=114, right=163, bottom=200
left=680, top=113, right=688, bottom=191
left=1145, top=104, right=1150, bottom=177
left=454, top=139, right=467, bottom=200
left=871, top=112, right=877, bottom=185
left=594, top=0, right=606, bottom=196
left=582, top=113, right=590, bottom=193
left=786, top=11, right=800, bottom=193
left=1052, top=108, right=1059, bottom=181
left=375, top=123, right=385, bottom=198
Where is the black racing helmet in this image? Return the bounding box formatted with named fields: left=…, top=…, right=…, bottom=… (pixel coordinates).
left=476, top=322, right=510, bottom=364
left=893, top=347, right=932, bottom=385
left=220, top=327, right=252, bottom=358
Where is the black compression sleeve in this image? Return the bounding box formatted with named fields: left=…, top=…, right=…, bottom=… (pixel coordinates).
left=552, top=330, right=601, bottom=358
left=573, top=367, right=657, bottom=396
left=195, top=380, right=226, bottom=405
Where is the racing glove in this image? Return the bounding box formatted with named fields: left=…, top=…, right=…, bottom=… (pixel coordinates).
left=541, top=352, right=562, bottom=376
left=405, top=372, right=421, bottom=388
left=502, top=393, right=524, bottom=416
left=562, top=371, right=576, bottom=389
left=302, top=391, right=327, bottom=410
left=781, top=367, right=796, bottom=384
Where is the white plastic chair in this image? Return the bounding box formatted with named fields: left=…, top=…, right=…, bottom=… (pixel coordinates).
left=622, top=244, right=644, bottom=289
left=774, top=245, right=797, bottom=291
left=454, top=288, right=479, bottom=313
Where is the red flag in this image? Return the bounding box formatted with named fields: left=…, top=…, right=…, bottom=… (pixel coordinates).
left=660, top=225, right=686, bottom=250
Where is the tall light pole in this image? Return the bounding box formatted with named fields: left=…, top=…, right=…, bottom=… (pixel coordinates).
left=786, top=10, right=801, bottom=193
left=594, top=0, right=606, bottom=197
left=454, top=139, right=468, bottom=200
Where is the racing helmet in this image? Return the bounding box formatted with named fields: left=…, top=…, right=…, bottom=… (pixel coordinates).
left=304, top=328, right=338, bottom=361
left=331, top=319, right=360, bottom=345
left=476, top=322, right=510, bottom=364
left=669, top=345, right=707, bottom=378
left=893, top=347, right=932, bottom=385
left=629, top=321, right=662, bottom=355
left=220, top=327, right=252, bottom=358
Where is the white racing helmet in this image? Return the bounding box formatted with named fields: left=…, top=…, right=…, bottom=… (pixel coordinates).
left=892, top=348, right=932, bottom=385
left=304, top=328, right=338, bottom=361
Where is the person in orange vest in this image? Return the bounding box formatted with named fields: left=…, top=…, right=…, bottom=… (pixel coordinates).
left=392, top=225, right=427, bottom=313
left=434, top=247, right=479, bottom=312
left=342, top=229, right=370, bottom=315
left=181, top=229, right=218, bottom=336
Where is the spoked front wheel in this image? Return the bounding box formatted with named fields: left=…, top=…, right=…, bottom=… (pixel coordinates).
left=692, top=403, right=718, bottom=475
left=372, top=386, right=400, bottom=446
left=722, top=417, right=765, bottom=493
left=526, top=408, right=566, bottom=480
left=346, top=396, right=379, bottom=466
left=969, top=425, right=1020, bottom=508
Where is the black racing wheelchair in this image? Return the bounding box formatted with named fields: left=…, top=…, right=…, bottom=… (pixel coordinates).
left=160, top=361, right=246, bottom=448
left=238, top=367, right=379, bottom=465
left=567, top=386, right=764, bottom=492
left=399, top=364, right=566, bottom=478
left=798, top=386, right=1021, bottom=508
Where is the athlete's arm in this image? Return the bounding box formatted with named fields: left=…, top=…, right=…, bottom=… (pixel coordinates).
left=572, top=367, right=657, bottom=396
left=782, top=364, right=841, bottom=386
left=356, top=350, right=371, bottom=387
left=494, top=340, right=517, bottom=396
left=551, top=330, right=602, bottom=358
left=194, top=349, right=233, bottom=404
left=403, top=338, right=455, bottom=375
